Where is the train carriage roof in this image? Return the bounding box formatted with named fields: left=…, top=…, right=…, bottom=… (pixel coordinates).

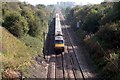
left=55, top=13, right=63, bottom=36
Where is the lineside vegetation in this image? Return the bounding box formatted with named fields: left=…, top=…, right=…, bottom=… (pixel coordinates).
left=65, top=2, right=120, bottom=80
left=1, top=2, right=51, bottom=77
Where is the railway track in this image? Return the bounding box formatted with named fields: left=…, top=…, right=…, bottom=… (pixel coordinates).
left=44, top=12, right=99, bottom=79
left=46, top=21, right=86, bottom=80
left=62, top=21, right=85, bottom=80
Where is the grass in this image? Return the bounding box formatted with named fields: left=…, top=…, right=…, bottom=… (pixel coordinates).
left=21, top=34, right=43, bottom=56
left=0, top=27, right=44, bottom=76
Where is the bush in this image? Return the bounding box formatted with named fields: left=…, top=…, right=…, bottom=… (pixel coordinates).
left=28, top=16, right=41, bottom=37
left=82, top=9, right=100, bottom=33
left=96, top=21, right=120, bottom=50
left=2, top=11, right=29, bottom=37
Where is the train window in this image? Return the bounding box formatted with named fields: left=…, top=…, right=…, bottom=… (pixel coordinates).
left=55, top=40, right=63, bottom=44
left=56, top=34, right=62, bottom=36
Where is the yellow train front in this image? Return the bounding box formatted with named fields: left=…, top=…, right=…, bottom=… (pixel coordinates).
left=54, top=36, right=64, bottom=54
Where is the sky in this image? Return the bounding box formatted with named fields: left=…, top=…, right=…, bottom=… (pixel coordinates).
left=19, top=0, right=104, bottom=5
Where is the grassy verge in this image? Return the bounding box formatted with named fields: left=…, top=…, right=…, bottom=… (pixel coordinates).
left=21, top=34, right=43, bottom=56
left=1, top=27, right=44, bottom=77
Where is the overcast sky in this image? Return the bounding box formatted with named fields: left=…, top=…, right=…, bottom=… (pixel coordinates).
left=19, top=0, right=104, bottom=5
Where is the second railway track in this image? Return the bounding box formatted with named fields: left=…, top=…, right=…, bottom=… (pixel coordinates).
left=46, top=20, right=86, bottom=80
left=46, top=12, right=98, bottom=80
left=62, top=20, right=85, bottom=80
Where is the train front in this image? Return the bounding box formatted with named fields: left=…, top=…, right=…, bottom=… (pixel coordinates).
left=54, top=36, right=64, bottom=54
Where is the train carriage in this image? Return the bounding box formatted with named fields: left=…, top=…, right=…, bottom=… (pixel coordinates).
left=54, top=13, right=64, bottom=54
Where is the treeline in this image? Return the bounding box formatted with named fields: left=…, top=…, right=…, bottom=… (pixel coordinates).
left=2, top=2, right=51, bottom=54
left=1, top=2, right=51, bottom=77
left=66, top=2, right=120, bottom=80
left=2, top=2, right=50, bottom=38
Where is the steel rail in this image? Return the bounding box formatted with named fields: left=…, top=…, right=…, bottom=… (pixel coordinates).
left=63, top=22, right=85, bottom=80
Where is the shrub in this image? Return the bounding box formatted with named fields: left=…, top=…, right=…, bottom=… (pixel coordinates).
left=2, top=11, right=29, bottom=38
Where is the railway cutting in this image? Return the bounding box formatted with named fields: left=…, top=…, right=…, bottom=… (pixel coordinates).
left=43, top=11, right=100, bottom=80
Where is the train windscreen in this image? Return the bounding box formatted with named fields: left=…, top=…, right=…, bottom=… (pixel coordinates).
left=55, top=40, right=63, bottom=44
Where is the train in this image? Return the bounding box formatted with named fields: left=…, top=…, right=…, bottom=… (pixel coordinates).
left=54, top=13, right=64, bottom=54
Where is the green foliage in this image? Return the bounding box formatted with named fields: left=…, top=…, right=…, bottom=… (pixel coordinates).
left=82, top=9, right=100, bottom=33
left=28, top=16, right=41, bottom=37
left=96, top=21, right=120, bottom=50
left=21, top=6, right=36, bottom=36
left=111, top=2, right=120, bottom=20
left=66, top=2, right=120, bottom=80
left=1, top=2, right=50, bottom=77
left=100, top=2, right=120, bottom=25
left=64, top=7, right=71, bottom=15
left=2, top=2, right=50, bottom=38
left=66, top=5, right=94, bottom=30
left=21, top=34, right=43, bottom=54
left=36, top=4, right=46, bottom=9
left=76, top=29, right=87, bottom=40
left=2, top=2, right=20, bottom=16
left=1, top=27, right=33, bottom=73
left=3, top=11, right=29, bottom=37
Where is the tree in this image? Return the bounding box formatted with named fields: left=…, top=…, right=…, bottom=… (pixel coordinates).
left=2, top=11, right=29, bottom=37
left=82, top=9, right=100, bottom=33
left=28, top=15, right=41, bottom=37
left=21, top=7, right=35, bottom=36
